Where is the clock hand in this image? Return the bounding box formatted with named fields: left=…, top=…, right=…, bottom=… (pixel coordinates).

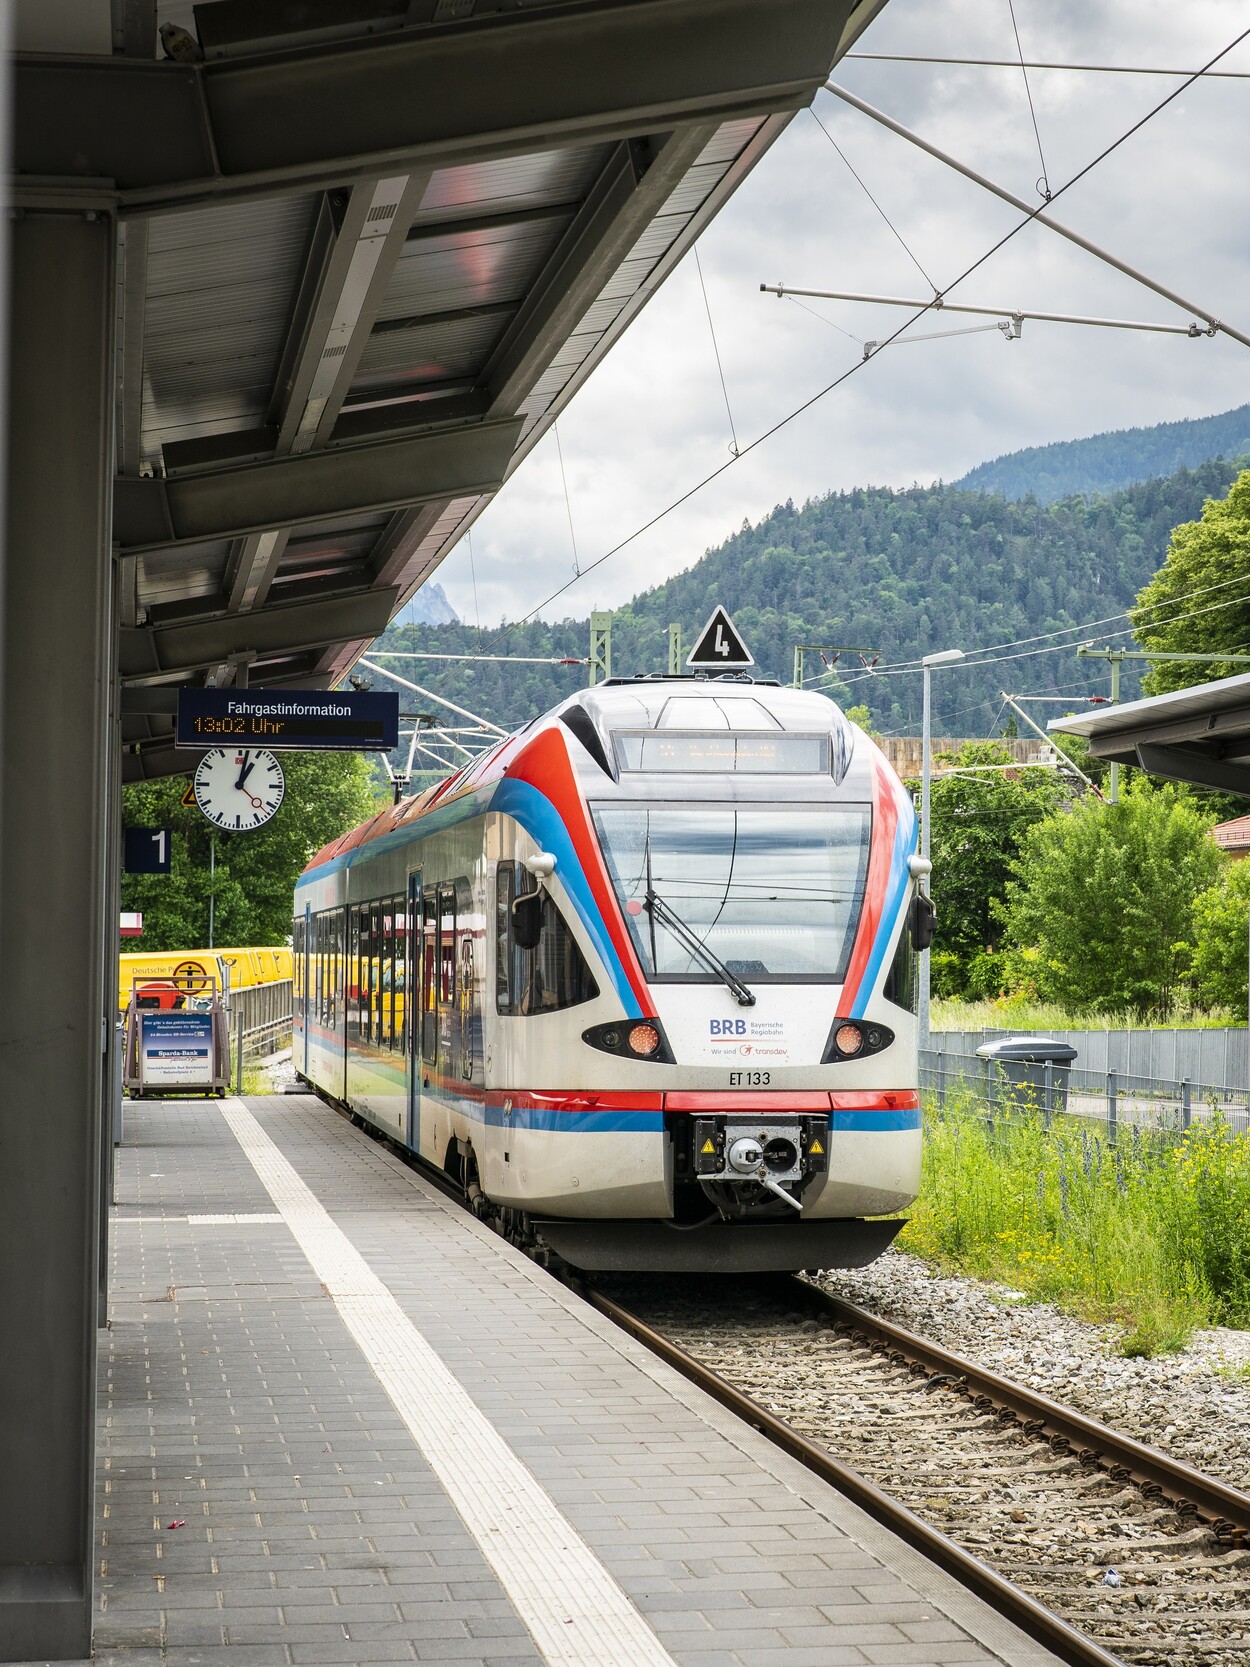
left=234, top=754, right=256, bottom=791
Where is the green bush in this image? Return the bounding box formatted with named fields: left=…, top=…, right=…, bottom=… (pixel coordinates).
left=899, top=1097, right=1250, bottom=1354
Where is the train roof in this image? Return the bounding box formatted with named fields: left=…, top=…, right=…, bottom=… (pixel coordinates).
left=302, top=676, right=861, bottom=875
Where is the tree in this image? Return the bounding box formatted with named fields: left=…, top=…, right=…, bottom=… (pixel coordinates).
left=121, top=752, right=379, bottom=949
left=926, top=742, right=1068, bottom=998
left=1192, top=857, right=1250, bottom=1012
left=1134, top=468, right=1250, bottom=694
left=1000, top=781, right=1220, bottom=1017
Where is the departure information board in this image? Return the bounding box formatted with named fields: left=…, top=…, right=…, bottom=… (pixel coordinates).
left=177, top=688, right=399, bottom=751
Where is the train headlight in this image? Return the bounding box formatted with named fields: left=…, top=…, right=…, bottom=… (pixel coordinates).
left=628, top=1023, right=661, bottom=1057
left=834, top=1023, right=864, bottom=1057
left=820, top=1018, right=894, bottom=1065
left=581, top=1017, right=673, bottom=1063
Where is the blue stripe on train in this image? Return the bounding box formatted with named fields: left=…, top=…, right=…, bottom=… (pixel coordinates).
left=832, top=1108, right=922, bottom=1131
left=484, top=1106, right=665, bottom=1133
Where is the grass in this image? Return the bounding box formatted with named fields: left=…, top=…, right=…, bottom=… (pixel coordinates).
left=931, top=996, right=1237, bottom=1032
left=898, top=1094, right=1250, bottom=1355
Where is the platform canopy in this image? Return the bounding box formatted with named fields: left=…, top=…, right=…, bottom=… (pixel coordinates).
left=1050, top=671, right=1250, bottom=799
left=16, top=0, right=887, bottom=780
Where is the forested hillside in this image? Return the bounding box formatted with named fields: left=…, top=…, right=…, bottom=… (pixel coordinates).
left=955, top=404, right=1250, bottom=503
left=370, top=457, right=1243, bottom=745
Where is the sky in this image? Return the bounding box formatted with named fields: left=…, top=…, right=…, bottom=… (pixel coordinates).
left=418, top=0, right=1250, bottom=630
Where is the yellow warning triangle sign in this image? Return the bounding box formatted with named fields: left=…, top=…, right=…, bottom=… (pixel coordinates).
left=700, top=1138, right=716, bottom=1155
left=180, top=781, right=196, bottom=807
left=810, top=1138, right=824, bottom=1156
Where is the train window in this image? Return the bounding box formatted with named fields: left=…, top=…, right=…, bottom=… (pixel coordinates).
left=379, top=904, right=392, bottom=1048
left=495, top=862, right=599, bottom=1015
left=456, top=879, right=474, bottom=1079
left=421, top=892, right=438, bottom=1063
left=495, top=866, right=514, bottom=1013
left=394, top=894, right=408, bottom=1052
left=594, top=804, right=870, bottom=982
left=348, top=909, right=361, bottom=1043
left=438, top=885, right=456, bottom=1006
left=885, top=920, right=917, bottom=1014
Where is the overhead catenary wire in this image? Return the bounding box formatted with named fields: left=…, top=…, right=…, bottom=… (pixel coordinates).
left=693, top=246, right=740, bottom=455
left=844, top=52, right=1250, bottom=80
left=806, top=106, right=938, bottom=292
left=1006, top=0, right=1051, bottom=197
left=553, top=421, right=580, bottom=577
left=478, top=24, right=1250, bottom=640
left=822, top=78, right=1250, bottom=348
left=830, top=568, right=1250, bottom=686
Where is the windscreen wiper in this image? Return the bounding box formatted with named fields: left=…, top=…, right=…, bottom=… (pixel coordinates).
left=643, top=885, right=756, bottom=1007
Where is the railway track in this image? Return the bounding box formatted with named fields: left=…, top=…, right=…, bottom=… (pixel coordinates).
left=577, top=1274, right=1250, bottom=1667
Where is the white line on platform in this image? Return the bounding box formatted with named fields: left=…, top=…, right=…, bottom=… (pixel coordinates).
left=219, top=1098, right=678, bottom=1667
left=188, top=1213, right=285, bottom=1224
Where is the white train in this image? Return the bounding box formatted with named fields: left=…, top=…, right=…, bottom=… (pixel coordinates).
left=293, top=675, right=930, bottom=1270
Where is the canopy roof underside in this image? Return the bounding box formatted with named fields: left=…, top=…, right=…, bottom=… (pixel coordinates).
left=15, top=0, right=887, bottom=779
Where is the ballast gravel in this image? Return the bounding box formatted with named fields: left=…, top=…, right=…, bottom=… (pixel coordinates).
left=814, top=1250, right=1250, bottom=1490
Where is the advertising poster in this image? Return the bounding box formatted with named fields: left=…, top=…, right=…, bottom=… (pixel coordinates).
left=141, top=1011, right=215, bottom=1089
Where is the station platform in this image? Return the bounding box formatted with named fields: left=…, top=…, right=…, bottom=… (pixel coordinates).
left=63, top=1094, right=1062, bottom=1667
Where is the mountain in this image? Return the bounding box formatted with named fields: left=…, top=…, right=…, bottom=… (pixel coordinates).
left=954, top=404, right=1250, bottom=503
left=401, top=579, right=458, bottom=625
left=368, top=456, right=1245, bottom=743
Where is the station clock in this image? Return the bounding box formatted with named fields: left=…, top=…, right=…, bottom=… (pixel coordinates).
left=192, top=748, right=285, bottom=831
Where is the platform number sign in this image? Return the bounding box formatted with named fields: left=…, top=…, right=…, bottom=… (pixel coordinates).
left=124, top=825, right=172, bottom=875
left=686, top=606, right=754, bottom=669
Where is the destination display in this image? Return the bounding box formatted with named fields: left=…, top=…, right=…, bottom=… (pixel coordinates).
left=177, top=688, right=399, bottom=751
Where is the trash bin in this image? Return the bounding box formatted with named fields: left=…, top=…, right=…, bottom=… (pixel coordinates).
left=974, top=1035, right=1078, bottom=1116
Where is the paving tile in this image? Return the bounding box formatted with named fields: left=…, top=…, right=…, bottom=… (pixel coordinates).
left=91, top=1097, right=1062, bottom=1667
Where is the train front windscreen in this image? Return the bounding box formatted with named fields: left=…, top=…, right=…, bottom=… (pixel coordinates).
left=591, top=804, right=871, bottom=984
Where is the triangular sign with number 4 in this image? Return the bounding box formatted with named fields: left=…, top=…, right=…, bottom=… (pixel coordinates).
left=686, top=606, right=754, bottom=669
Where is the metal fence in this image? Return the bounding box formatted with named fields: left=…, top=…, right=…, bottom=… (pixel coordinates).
left=934, top=1026, right=1247, bottom=1092
left=228, top=979, right=293, bottom=1093
left=920, top=1046, right=1250, bottom=1140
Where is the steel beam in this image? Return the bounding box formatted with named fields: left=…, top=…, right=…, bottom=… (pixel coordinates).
left=15, top=0, right=853, bottom=212
left=113, top=417, right=521, bottom=554
left=119, top=585, right=399, bottom=679
left=0, top=195, right=116, bottom=1662
left=484, top=126, right=714, bottom=412
left=1135, top=743, right=1250, bottom=798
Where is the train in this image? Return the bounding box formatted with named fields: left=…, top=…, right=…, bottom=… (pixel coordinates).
left=119, top=946, right=292, bottom=1010
left=293, top=674, right=931, bottom=1272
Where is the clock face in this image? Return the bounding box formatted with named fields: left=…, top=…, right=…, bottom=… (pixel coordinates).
left=193, top=748, right=285, bottom=831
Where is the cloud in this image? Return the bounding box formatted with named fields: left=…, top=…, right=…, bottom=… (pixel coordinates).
left=433, top=0, right=1250, bottom=627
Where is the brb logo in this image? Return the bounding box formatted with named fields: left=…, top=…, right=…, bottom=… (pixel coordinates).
left=709, top=1018, right=748, bottom=1036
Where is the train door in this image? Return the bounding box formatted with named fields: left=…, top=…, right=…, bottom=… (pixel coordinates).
left=438, top=882, right=457, bottom=1082
left=406, top=869, right=421, bottom=1148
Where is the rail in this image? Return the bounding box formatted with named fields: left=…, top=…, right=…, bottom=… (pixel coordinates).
left=573, top=1278, right=1126, bottom=1667
left=785, top=1281, right=1250, bottom=1539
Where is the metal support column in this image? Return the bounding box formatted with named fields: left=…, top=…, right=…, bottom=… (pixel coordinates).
left=588, top=610, right=612, bottom=686
left=0, top=192, right=117, bottom=1661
